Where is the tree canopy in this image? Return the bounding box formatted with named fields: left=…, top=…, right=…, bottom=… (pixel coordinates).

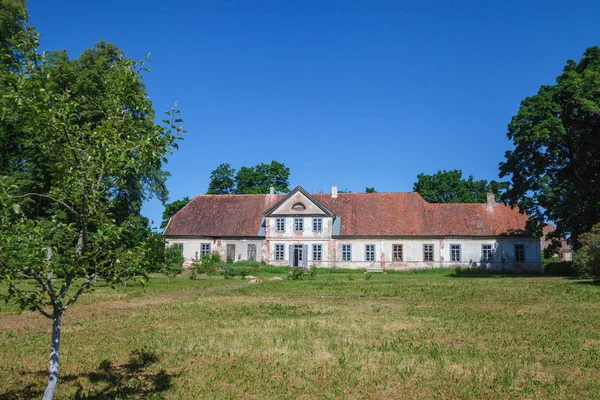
left=499, top=46, right=600, bottom=250
left=413, top=170, right=505, bottom=203
left=0, top=9, right=183, bottom=398
left=207, top=163, right=235, bottom=194
left=206, top=160, right=290, bottom=195
left=160, top=196, right=190, bottom=229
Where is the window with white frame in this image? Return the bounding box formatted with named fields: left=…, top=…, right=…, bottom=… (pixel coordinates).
left=276, top=218, right=285, bottom=232
left=423, top=244, right=434, bottom=262
left=312, top=244, right=322, bottom=261
left=514, top=244, right=525, bottom=262
left=342, top=244, right=352, bottom=261
left=275, top=244, right=285, bottom=261
left=294, top=217, right=303, bottom=232
left=312, top=217, right=322, bottom=232
left=200, top=243, right=211, bottom=257
left=450, top=244, right=461, bottom=262
left=393, top=244, right=403, bottom=262
left=365, top=244, right=375, bottom=262
left=482, top=244, right=493, bottom=262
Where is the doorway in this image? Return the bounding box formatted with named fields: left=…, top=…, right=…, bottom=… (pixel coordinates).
left=292, top=244, right=304, bottom=267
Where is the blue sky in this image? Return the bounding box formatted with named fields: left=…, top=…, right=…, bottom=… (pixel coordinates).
left=28, top=0, right=599, bottom=228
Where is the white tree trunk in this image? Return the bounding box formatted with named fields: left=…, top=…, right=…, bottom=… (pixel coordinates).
left=42, top=314, right=62, bottom=400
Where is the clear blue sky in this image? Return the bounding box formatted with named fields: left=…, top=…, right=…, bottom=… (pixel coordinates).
left=28, top=0, right=600, bottom=228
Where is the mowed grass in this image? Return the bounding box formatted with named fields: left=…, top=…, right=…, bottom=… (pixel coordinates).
left=1, top=269, right=600, bottom=399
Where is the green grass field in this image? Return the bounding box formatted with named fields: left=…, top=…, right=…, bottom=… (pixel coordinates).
left=1, top=268, right=600, bottom=399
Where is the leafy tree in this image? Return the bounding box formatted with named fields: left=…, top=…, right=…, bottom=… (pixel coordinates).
left=414, top=170, right=506, bottom=203
left=366, top=187, right=376, bottom=193
left=573, top=223, right=600, bottom=281
left=0, top=20, right=183, bottom=400
left=234, top=160, right=290, bottom=194
left=499, top=47, right=600, bottom=250
left=160, top=196, right=190, bottom=229
left=207, top=163, right=235, bottom=194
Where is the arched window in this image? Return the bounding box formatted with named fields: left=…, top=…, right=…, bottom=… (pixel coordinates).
left=292, top=202, right=306, bottom=210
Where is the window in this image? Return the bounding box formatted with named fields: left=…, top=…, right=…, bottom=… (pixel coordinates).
left=515, top=244, right=525, bottom=262
left=275, top=244, right=285, bottom=261
left=292, top=202, right=306, bottom=210
left=450, top=244, right=461, bottom=262
left=393, top=244, right=403, bottom=262
left=200, top=243, right=211, bottom=257
left=365, top=244, right=375, bottom=262
left=313, top=217, right=323, bottom=232
left=342, top=244, right=352, bottom=261
left=312, top=244, right=322, bottom=261
left=294, top=217, right=304, bottom=232
left=423, top=244, right=434, bottom=262
left=276, top=218, right=285, bottom=232
left=482, top=244, right=493, bottom=262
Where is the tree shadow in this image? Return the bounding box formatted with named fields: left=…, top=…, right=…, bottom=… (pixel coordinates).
left=0, top=349, right=177, bottom=400
left=572, top=280, right=600, bottom=286
left=446, top=270, right=548, bottom=279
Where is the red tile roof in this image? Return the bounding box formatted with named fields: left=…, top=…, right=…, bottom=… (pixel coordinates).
left=164, top=191, right=532, bottom=237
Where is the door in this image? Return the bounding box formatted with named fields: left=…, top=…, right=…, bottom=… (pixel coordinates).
left=226, top=244, right=235, bottom=262
left=247, top=244, right=256, bottom=261
left=290, top=244, right=307, bottom=267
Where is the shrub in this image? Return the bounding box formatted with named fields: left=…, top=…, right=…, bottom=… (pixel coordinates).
left=287, top=267, right=305, bottom=281
left=221, top=265, right=236, bottom=279
left=162, top=245, right=184, bottom=279
left=364, top=272, right=372, bottom=280
left=574, top=223, right=600, bottom=281
left=237, top=267, right=251, bottom=278
left=543, top=257, right=575, bottom=276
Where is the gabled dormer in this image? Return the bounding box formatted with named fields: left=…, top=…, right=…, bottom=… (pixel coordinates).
left=264, top=186, right=336, bottom=238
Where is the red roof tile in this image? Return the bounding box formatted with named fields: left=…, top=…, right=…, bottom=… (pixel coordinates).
left=164, top=191, right=532, bottom=237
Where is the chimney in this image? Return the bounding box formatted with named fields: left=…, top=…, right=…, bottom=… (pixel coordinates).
left=269, top=187, right=275, bottom=195
left=331, top=185, right=338, bottom=198
left=486, top=191, right=495, bottom=206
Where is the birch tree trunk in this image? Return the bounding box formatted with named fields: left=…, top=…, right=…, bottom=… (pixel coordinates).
left=42, top=313, right=62, bottom=400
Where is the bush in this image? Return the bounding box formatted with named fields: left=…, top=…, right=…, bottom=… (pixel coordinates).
left=237, top=267, right=251, bottom=278
left=543, top=257, right=576, bottom=276
left=189, top=252, right=220, bottom=280
left=287, top=267, right=317, bottom=281
left=221, top=265, right=236, bottom=279
left=574, top=223, right=600, bottom=281
left=162, top=244, right=184, bottom=279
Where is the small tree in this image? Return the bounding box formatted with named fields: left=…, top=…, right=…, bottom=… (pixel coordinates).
left=0, top=27, right=183, bottom=399
left=574, top=223, right=600, bottom=281
left=162, top=243, right=185, bottom=280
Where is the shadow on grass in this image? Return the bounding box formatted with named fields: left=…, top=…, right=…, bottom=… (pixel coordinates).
left=447, top=267, right=548, bottom=279
left=0, top=349, right=176, bottom=400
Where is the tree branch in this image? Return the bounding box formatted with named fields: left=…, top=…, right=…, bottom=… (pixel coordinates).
left=6, top=193, right=80, bottom=217
left=64, top=275, right=95, bottom=311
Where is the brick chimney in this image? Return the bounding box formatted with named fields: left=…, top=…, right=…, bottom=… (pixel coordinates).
left=486, top=191, right=495, bottom=206
left=269, top=187, right=275, bottom=195
left=331, top=185, right=338, bottom=198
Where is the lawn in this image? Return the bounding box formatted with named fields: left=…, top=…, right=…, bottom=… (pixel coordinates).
left=1, top=268, right=600, bottom=399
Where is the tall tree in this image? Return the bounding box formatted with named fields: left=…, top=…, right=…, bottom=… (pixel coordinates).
left=0, top=21, right=183, bottom=400
left=207, top=163, right=235, bottom=194
left=499, top=47, right=600, bottom=250
left=413, top=170, right=505, bottom=203
left=160, top=196, right=190, bottom=229
left=230, top=160, right=290, bottom=194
